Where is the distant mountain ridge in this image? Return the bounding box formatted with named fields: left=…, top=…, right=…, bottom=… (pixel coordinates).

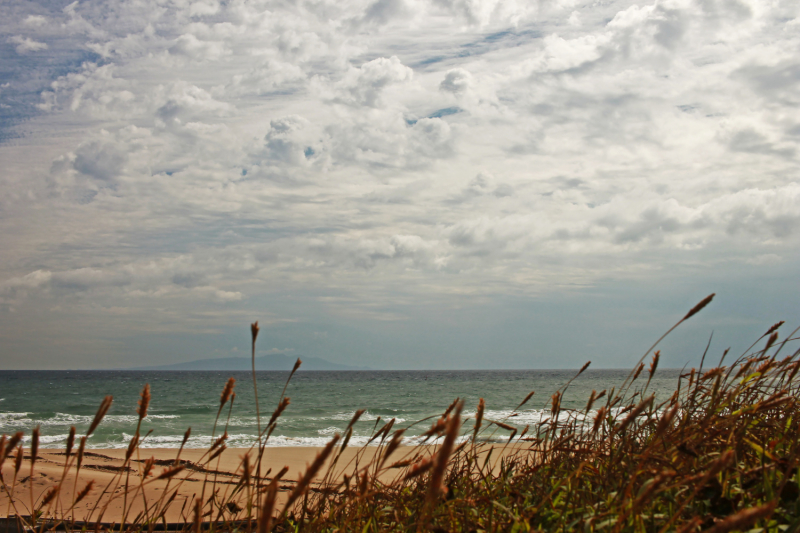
left=129, top=354, right=367, bottom=371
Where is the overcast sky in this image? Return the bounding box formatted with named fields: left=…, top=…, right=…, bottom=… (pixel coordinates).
left=0, top=0, right=798, bottom=370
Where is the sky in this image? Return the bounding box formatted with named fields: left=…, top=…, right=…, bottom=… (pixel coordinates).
left=0, top=0, right=798, bottom=370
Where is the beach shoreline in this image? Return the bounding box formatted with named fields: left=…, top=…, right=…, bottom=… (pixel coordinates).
left=1, top=443, right=527, bottom=523
left=0, top=445, right=414, bottom=522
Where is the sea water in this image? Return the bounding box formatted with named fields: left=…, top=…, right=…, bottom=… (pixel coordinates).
left=0, top=369, right=684, bottom=448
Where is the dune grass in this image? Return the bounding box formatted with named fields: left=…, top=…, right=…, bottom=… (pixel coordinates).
left=2, top=294, right=800, bottom=532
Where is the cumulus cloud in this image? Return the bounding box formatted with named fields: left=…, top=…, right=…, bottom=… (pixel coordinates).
left=259, top=115, right=325, bottom=169
left=168, top=33, right=228, bottom=61
left=72, top=139, right=128, bottom=183
left=334, top=56, right=414, bottom=108
left=440, top=68, right=472, bottom=94
left=8, top=35, right=48, bottom=53
left=22, top=15, right=47, bottom=27
left=155, top=82, right=232, bottom=124
left=220, top=61, right=306, bottom=96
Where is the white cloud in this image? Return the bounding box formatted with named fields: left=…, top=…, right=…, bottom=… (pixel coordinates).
left=22, top=15, right=48, bottom=27
left=168, top=33, right=228, bottom=61
left=1, top=270, right=52, bottom=294
left=8, top=35, right=49, bottom=53
left=259, top=115, right=324, bottom=168
left=360, top=0, right=413, bottom=26
left=334, top=56, right=414, bottom=108
left=440, top=68, right=473, bottom=94
left=189, top=0, right=221, bottom=18
left=220, top=61, right=306, bottom=96
left=432, top=0, right=533, bottom=27
left=154, top=82, right=232, bottom=124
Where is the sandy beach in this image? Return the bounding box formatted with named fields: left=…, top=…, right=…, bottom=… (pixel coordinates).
left=1, top=441, right=533, bottom=525
left=0, top=444, right=435, bottom=524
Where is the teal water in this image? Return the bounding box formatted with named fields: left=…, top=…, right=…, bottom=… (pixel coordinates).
left=0, top=369, right=683, bottom=448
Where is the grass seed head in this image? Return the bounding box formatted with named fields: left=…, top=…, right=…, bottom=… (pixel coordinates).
left=423, top=417, right=448, bottom=440
left=585, top=390, right=597, bottom=412
left=87, top=396, right=113, bottom=437
left=346, top=409, right=366, bottom=430
left=209, top=444, right=227, bottom=462
left=592, top=406, right=608, bottom=434
left=76, top=436, right=86, bottom=469
left=1, top=432, right=22, bottom=467
left=656, top=403, right=680, bottom=437
left=381, top=429, right=406, bottom=466
left=551, top=391, right=562, bottom=415
left=251, top=321, right=260, bottom=343
left=137, top=384, right=151, bottom=420
left=473, top=398, right=485, bottom=441
left=220, top=378, right=236, bottom=408
left=273, top=465, right=289, bottom=481
left=427, top=401, right=463, bottom=504
left=491, top=420, right=516, bottom=432
left=14, top=445, right=22, bottom=474
left=765, top=320, right=785, bottom=336
left=125, top=434, right=139, bottom=461
left=267, top=397, right=290, bottom=428
left=240, top=454, right=251, bottom=485
left=157, top=465, right=186, bottom=480
left=210, top=431, right=228, bottom=453
left=684, top=293, right=715, bottom=320
left=764, top=331, right=779, bottom=353
left=66, top=426, right=76, bottom=458
left=193, top=497, right=202, bottom=533
left=74, top=480, right=94, bottom=505
left=142, top=456, right=155, bottom=478
left=405, top=457, right=433, bottom=480
left=632, top=362, right=645, bottom=382
left=38, top=486, right=59, bottom=509
left=614, top=395, right=653, bottom=435
left=30, top=426, right=39, bottom=468
left=516, top=390, right=536, bottom=411
left=443, top=397, right=461, bottom=418
left=649, top=351, right=660, bottom=378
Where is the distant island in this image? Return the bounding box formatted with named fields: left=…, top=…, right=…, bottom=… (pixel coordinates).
left=128, top=354, right=368, bottom=371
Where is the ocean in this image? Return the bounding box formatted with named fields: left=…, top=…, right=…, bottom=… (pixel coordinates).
left=0, top=369, right=684, bottom=449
